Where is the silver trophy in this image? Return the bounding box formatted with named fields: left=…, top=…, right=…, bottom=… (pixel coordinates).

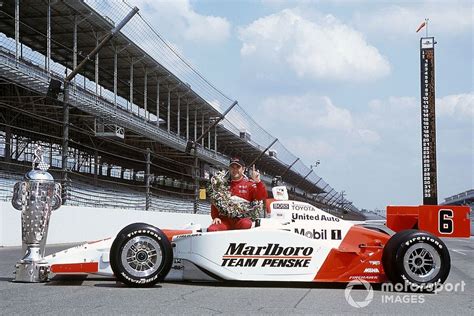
left=11, top=145, right=62, bottom=282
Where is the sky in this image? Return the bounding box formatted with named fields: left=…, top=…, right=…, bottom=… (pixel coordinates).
left=127, top=0, right=473, bottom=210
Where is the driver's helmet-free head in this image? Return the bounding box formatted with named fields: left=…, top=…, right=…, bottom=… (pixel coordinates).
left=229, top=157, right=245, bottom=168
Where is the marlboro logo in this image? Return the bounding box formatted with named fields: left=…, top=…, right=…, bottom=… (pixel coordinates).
left=221, top=243, right=314, bottom=268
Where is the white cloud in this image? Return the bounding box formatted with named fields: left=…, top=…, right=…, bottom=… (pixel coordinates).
left=357, top=129, right=381, bottom=144
left=261, top=94, right=355, bottom=131
left=239, top=9, right=391, bottom=81
left=437, top=93, right=474, bottom=118
left=132, top=0, right=231, bottom=43
left=260, top=94, right=381, bottom=155
left=353, top=2, right=473, bottom=37
left=285, top=138, right=335, bottom=160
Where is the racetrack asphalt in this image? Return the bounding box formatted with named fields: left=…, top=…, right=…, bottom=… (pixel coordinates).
left=0, top=237, right=472, bottom=315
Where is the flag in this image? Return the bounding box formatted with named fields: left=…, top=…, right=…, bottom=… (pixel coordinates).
left=416, top=21, right=426, bottom=33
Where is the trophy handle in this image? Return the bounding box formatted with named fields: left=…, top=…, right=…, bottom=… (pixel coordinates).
left=11, top=182, right=26, bottom=211
left=51, top=183, right=62, bottom=210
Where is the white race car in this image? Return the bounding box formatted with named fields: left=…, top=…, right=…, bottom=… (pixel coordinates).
left=46, top=187, right=456, bottom=289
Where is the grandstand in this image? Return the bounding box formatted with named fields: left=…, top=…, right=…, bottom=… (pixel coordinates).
left=0, top=0, right=362, bottom=220
left=442, top=189, right=474, bottom=209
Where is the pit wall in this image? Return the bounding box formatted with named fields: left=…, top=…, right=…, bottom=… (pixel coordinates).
left=0, top=202, right=210, bottom=247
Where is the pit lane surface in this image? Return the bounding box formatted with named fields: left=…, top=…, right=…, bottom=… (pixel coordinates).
left=0, top=238, right=472, bottom=315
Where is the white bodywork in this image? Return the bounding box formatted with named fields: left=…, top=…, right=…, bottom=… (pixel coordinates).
left=172, top=200, right=353, bottom=281
left=46, top=200, right=354, bottom=282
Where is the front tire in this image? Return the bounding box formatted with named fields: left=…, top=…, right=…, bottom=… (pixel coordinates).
left=382, top=230, right=450, bottom=291
left=110, top=223, right=173, bottom=287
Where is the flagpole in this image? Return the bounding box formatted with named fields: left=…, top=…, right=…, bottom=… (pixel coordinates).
left=425, top=18, right=429, bottom=37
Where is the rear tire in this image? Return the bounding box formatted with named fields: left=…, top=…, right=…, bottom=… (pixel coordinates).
left=382, top=230, right=450, bottom=291
left=110, top=223, right=173, bottom=287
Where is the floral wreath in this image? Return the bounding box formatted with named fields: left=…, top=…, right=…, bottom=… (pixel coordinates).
left=208, top=170, right=264, bottom=220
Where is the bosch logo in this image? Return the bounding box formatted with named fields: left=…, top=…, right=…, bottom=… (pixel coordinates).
left=273, top=203, right=289, bottom=209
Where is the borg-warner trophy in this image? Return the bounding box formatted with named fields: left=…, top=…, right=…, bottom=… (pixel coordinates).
left=11, top=145, right=62, bottom=282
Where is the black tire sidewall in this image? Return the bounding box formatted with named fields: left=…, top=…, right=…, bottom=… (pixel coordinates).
left=382, top=229, right=417, bottom=284
left=394, top=231, right=450, bottom=289
left=110, top=223, right=173, bottom=287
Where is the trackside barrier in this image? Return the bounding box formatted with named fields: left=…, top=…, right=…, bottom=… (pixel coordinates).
left=0, top=202, right=210, bottom=247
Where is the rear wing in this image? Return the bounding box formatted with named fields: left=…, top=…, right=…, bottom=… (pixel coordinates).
left=386, top=205, right=471, bottom=237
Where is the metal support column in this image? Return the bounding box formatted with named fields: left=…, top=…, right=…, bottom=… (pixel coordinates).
left=194, top=108, right=197, bottom=140
left=324, top=190, right=337, bottom=205
left=94, top=150, right=98, bottom=185
left=73, top=15, right=77, bottom=92
left=201, top=113, right=204, bottom=146
left=315, top=184, right=329, bottom=202
left=187, top=100, right=238, bottom=152
left=177, top=94, right=180, bottom=135
left=129, top=57, right=134, bottom=112
left=248, top=138, right=278, bottom=167
left=193, top=155, right=199, bottom=214
left=95, top=36, right=99, bottom=98
left=145, top=148, right=151, bottom=210
left=313, top=177, right=323, bottom=186
left=207, top=118, right=211, bottom=149
left=332, top=193, right=344, bottom=208
left=49, top=142, right=53, bottom=166
left=114, top=47, right=118, bottom=107
left=214, top=125, right=217, bottom=152
left=46, top=0, right=51, bottom=74
left=144, top=67, right=148, bottom=120
left=5, top=125, right=11, bottom=162
left=186, top=101, right=189, bottom=139
left=167, top=87, right=171, bottom=132
left=156, top=79, right=160, bottom=126
left=294, top=169, right=312, bottom=188
left=280, top=158, right=299, bottom=179
left=61, top=93, right=70, bottom=204
left=328, top=191, right=340, bottom=205
left=326, top=191, right=337, bottom=205
left=15, top=0, right=19, bottom=66
left=321, top=185, right=333, bottom=200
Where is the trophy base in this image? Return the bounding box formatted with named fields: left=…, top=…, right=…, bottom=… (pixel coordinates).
left=14, top=262, right=50, bottom=283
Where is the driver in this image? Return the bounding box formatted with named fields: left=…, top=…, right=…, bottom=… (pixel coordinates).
left=207, top=157, right=268, bottom=232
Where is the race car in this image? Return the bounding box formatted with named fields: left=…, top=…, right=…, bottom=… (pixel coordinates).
left=45, top=186, right=456, bottom=289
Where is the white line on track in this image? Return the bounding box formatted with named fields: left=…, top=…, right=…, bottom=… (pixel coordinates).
left=454, top=238, right=474, bottom=243
left=451, top=249, right=467, bottom=255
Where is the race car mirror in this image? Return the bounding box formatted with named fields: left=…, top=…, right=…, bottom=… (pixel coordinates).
left=272, top=186, right=288, bottom=201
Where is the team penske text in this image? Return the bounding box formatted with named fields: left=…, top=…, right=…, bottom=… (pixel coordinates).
left=221, top=243, right=313, bottom=268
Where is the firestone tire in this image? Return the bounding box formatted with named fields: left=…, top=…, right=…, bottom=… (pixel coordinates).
left=110, top=223, right=173, bottom=287
left=381, top=229, right=415, bottom=284
left=382, top=230, right=450, bottom=291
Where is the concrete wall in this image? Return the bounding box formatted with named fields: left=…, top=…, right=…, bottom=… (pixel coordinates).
left=0, top=202, right=211, bottom=247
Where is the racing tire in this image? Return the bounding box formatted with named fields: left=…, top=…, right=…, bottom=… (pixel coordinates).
left=110, top=223, right=173, bottom=287
left=382, top=230, right=450, bottom=291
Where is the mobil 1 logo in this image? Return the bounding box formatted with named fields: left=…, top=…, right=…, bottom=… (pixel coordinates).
left=295, top=228, right=342, bottom=240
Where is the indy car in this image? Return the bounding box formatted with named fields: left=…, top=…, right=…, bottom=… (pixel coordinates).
left=45, top=186, right=467, bottom=289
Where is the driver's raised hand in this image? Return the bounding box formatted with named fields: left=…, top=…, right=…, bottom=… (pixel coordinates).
left=212, top=218, right=222, bottom=225
left=251, top=164, right=261, bottom=183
